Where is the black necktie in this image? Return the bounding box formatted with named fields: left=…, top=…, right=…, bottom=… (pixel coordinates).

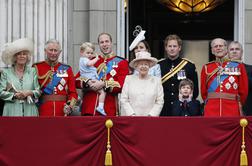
left=183, top=100, right=187, bottom=109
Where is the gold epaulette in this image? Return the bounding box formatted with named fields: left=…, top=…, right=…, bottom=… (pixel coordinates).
left=182, top=58, right=195, bottom=64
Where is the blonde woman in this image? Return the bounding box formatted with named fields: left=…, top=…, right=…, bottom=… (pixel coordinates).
left=0, top=38, right=41, bottom=116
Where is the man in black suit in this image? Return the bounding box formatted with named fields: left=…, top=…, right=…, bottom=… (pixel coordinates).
left=158, top=34, right=199, bottom=116
left=228, top=41, right=252, bottom=115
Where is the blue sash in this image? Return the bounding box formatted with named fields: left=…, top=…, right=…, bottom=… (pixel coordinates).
left=43, top=64, right=69, bottom=95
left=208, top=62, right=239, bottom=92
left=98, top=57, right=122, bottom=80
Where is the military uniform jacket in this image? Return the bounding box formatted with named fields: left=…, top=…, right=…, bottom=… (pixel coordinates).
left=159, top=57, right=199, bottom=116
left=75, top=55, right=129, bottom=116
left=33, top=61, right=77, bottom=116
left=201, top=60, right=248, bottom=116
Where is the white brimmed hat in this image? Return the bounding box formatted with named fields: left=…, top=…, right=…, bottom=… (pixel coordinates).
left=129, top=51, right=157, bottom=69
left=1, top=38, right=33, bottom=65
left=129, top=30, right=146, bottom=51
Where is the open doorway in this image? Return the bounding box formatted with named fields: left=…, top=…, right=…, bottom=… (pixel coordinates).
left=127, top=0, right=234, bottom=101
left=128, top=0, right=234, bottom=61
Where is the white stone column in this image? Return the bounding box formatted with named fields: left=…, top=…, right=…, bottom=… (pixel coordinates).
left=0, top=0, right=68, bottom=68
left=244, top=0, right=252, bottom=64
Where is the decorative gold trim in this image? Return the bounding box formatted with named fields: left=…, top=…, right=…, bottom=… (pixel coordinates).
left=76, top=77, right=89, bottom=82
left=205, top=66, right=219, bottom=84
left=105, top=80, right=121, bottom=89
left=158, top=0, right=227, bottom=14
left=97, top=62, right=106, bottom=76
left=182, top=58, right=195, bottom=64
left=33, top=63, right=53, bottom=88
left=68, top=98, right=77, bottom=107
left=240, top=118, right=248, bottom=166
left=161, top=59, right=188, bottom=84
left=105, top=119, right=113, bottom=166
left=37, top=70, right=53, bottom=79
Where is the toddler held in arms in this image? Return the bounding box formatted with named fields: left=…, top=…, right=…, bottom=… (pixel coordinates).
left=79, top=42, right=106, bottom=115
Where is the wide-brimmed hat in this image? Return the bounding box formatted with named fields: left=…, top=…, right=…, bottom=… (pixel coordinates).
left=129, top=51, right=157, bottom=69
left=1, top=38, right=33, bottom=65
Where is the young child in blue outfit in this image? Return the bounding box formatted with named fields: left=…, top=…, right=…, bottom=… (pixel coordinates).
left=171, top=79, right=202, bottom=116
left=79, top=42, right=106, bottom=115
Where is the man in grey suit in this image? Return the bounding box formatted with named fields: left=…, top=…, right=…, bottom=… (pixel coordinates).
left=228, top=41, right=252, bottom=115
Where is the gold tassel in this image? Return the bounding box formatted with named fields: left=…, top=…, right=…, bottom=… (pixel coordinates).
left=105, top=149, right=112, bottom=166
left=105, top=119, right=113, bottom=166
left=240, top=150, right=248, bottom=166
left=240, top=118, right=248, bottom=166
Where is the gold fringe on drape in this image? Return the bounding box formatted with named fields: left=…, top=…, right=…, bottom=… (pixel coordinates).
left=105, top=119, right=113, bottom=166
left=240, top=118, right=248, bottom=166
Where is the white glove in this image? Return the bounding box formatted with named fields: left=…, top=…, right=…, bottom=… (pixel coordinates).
left=27, top=96, right=34, bottom=104
left=63, top=104, right=72, bottom=116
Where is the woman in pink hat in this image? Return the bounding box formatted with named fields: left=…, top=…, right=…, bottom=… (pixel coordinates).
left=120, top=51, right=164, bottom=116
left=0, top=38, right=41, bottom=116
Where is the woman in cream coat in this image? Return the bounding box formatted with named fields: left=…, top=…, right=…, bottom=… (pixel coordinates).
left=120, top=51, right=164, bottom=116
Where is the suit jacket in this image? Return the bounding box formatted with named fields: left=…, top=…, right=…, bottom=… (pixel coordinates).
left=243, top=64, right=252, bottom=115
left=159, top=57, right=199, bottom=116
left=171, top=99, right=202, bottom=116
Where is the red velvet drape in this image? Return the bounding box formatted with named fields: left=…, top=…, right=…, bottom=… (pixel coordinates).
left=0, top=117, right=251, bottom=166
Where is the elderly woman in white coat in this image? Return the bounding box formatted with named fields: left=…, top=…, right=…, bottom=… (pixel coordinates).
left=120, top=51, right=164, bottom=116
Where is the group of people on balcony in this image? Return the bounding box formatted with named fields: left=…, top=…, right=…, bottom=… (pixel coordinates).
left=0, top=31, right=251, bottom=117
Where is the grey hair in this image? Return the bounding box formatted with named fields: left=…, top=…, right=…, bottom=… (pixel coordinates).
left=210, top=38, right=227, bottom=48
left=228, top=41, right=243, bottom=51
left=44, top=39, right=61, bottom=51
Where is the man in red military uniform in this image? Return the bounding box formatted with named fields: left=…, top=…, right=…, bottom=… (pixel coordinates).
left=75, top=33, right=129, bottom=116
left=201, top=38, right=248, bottom=116
left=33, top=39, right=77, bottom=116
